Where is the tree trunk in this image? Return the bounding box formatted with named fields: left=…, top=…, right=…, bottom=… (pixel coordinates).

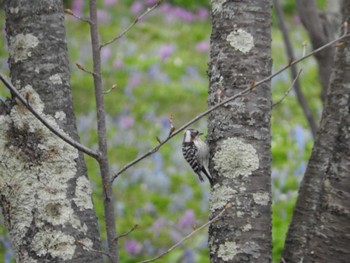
left=282, top=1, right=350, bottom=262
left=207, top=0, right=272, bottom=262
left=0, top=1, right=103, bottom=262
left=296, top=0, right=335, bottom=102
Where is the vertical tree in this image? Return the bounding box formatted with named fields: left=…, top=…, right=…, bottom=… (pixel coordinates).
left=207, top=0, right=272, bottom=262
left=0, top=0, right=103, bottom=262
left=282, top=1, right=350, bottom=262
left=295, top=0, right=335, bottom=101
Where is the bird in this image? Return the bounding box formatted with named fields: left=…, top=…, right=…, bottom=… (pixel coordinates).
left=182, top=128, right=213, bottom=186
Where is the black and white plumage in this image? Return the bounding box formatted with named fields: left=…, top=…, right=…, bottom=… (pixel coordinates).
left=182, top=129, right=213, bottom=186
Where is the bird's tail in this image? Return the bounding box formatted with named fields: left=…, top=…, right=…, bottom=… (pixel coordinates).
left=196, top=173, right=205, bottom=182
left=202, top=166, right=214, bottom=186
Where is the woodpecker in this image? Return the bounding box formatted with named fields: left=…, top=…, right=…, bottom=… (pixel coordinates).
left=182, top=129, right=213, bottom=186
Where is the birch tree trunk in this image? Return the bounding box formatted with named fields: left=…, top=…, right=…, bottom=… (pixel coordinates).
left=0, top=1, right=103, bottom=262
left=207, top=0, right=272, bottom=262
left=282, top=1, right=350, bottom=262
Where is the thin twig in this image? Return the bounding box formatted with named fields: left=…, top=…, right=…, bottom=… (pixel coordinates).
left=138, top=203, right=231, bottom=263
left=272, top=69, right=303, bottom=107
left=111, top=33, right=350, bottom=183
left=76, top=63, right=95, bottom=75
left=64, top=9, right=91, bottom=23
left=104, top=84, right=117, bottom=94
left=0, top=73, right=99, bottom=159
left=100, top=0, right=162, bottom=49
left=114, top=224, right=138, bottom=241
left=75, top=240, right=111, bottom=258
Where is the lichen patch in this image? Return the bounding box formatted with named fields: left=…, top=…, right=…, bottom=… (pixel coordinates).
left=9, top=34, right=39, bottom=62
left=211, top=0, right=227, bottom=13
left=213, top=138, right=259, bottom=178
left=218, top=241, right=261, bottom=261
left=253, top=192, right=270, bottom=206
left=74, top=176, right=94, bottom=210
left=226, top=29, right=254, bottom=54
left=210, top=185, right=237, bottom=212
left=49, top=74, right=63, bottom=85
left=55, top=111, right=66, bottom=121
left=31, top=230, right=76, bottom=260
left=218, top=241, right=239, bottom=261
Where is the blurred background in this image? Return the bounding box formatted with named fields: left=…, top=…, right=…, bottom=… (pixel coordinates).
left=0, top=0, right=330, bottom=262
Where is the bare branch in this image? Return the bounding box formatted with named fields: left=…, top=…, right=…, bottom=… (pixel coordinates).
left=76, top=63, right=95, bottom=75
left=64, top=9, right=91, bottom=23
left=111, top=33, right=350, bottom=182
left=89, top=0, right=119, bottom=262
left=114, top=224, right=139, bottom=241
left=104, top=84, right=117, bottom=94
left=138, top=203, right=231, bottom=263
left=75, top=240, right=111, bottom=258
left=0, top=73, right=99, bottom=159
left=272, top=69, right=303, bottom=107
left=274, top=0, right=318, bottom=138
left=295, top=0, right=335, bottom=102
left=100, top=1, right=162, bottom=49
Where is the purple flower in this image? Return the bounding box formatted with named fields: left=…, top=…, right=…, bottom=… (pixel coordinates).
left=113, top=59, right=124, bottom=69
left=183, top=249, right=195, bottom=263
left=101, top=46, right=112, bottom=62
left=145, top=0, right=158, bottom=4
left=195, top=41, right=210, bottom=53
left=71, top=0, right=84, bottom=16
left=97, top=9, right=111, bottom=24
left=148, top=65, right=170, bottom=82
left=128, top=72, right=142, bottom=88
left=160, top=3, right=172, bottom=13
left=172, top=7, right=195, bottom=22
left=130, top=1, right=144, bottom=15
left=178, top=210, right=195, bottom=228
left=196, top=8, right=209, bottom=20
left=120, top=116, right=134, bottom=129
left=124, top=239, right=142, bottom=255
left=104, top=0, right=117, bottom=6
left=150, top=218, right=167, bottom=238
left=158, top=44, right=176, bottom=60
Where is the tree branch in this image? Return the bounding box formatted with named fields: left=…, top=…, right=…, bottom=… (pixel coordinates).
left=272, top=69, right=303, bottom=107
left=111, top=33, right=350, bottom=183
left=138, top=203, right=231, bottom=263
left=100, top=0, right=162, bottom=49
left=64, top=9, right=91, bottom=23
left=274, top=0, right=318, bottom=138
left=75, top=240, right=111, bottom=258
left=89, top=1, right=119, bottom=262
left=295, top=0, right=335, bottom=102
left=0, top=73, right=99, bottom=159
left=114, top=224, right=138, bottom=241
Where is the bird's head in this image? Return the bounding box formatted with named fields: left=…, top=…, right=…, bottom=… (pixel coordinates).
left=183, top=129, right=202, bottom=143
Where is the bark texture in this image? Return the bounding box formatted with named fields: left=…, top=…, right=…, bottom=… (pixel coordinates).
left=207, top=0, right=272, bottom=262
left=282, top=1, right=350, bottom=262
left=0, top=1, right=102, bottom=262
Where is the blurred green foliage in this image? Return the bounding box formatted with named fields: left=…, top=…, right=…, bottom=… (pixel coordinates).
left=0, top=0, right=325, bottom=262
